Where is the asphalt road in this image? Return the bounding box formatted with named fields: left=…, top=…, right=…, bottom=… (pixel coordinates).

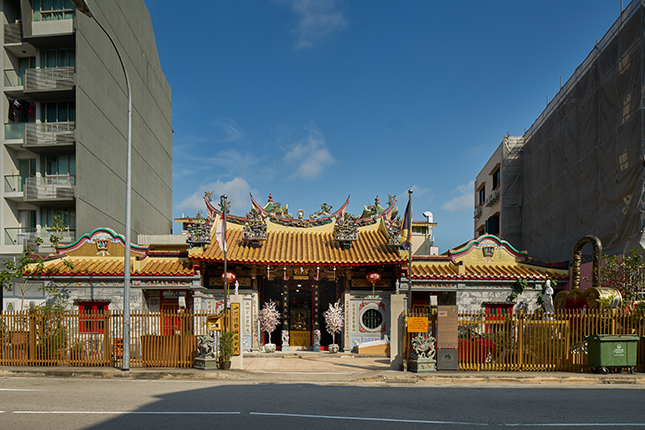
left=1, top=377, right=644, bottom=430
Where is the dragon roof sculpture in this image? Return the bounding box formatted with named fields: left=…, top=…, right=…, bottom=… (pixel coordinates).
left=202, top=192, right=399, bottom=229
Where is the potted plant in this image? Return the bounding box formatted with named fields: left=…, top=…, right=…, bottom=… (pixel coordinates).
left=259, top=300, right=280, bottom=353
left=218, top=331, right=235, bottom=369
left=323, top=299, right=344, bottom=353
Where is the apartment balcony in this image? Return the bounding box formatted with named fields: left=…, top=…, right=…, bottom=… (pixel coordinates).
left=23, top=67, right=75, bottom=100
left=4, top=226, right=76, bottom=248
left=3, top=22, right=38, bottom=59
left=24, top=121, right=75, bottom=153
left=4, top=22, right=22, bottom=44
left=23, top=175, right=75, bottom=204
left=4, top=122, right=27, bottom=149
left=4, top=68, right=27, bottom=98
left=4, top=227, right=37, bottom=247
left=4, top=174, right=31, bottom=202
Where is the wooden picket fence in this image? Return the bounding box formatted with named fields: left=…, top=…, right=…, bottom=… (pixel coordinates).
left=405, top=309, right=645, bottom=372
left=0, top=310, right=215, bottom=368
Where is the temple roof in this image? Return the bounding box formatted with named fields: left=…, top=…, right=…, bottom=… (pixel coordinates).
left=410, top=260, right=568, bottom=281
left=189, top=219, right=405, bottom=266
left=28, top=256, right=196, bottom=277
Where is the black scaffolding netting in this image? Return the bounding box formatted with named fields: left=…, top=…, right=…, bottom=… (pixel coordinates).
left=503, top=1, right=645, bottom=263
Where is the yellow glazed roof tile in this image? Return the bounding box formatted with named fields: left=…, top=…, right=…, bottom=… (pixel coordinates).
left=29, top=256, right=195, bottom=276
left=193, top=228, right=405, bottom=266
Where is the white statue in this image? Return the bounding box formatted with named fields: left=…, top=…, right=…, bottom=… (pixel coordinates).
left=543, top=280, right=554, bottom=314
left=234, top=280, right=239, bottom=296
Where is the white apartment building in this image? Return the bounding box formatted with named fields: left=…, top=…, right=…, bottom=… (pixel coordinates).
left=0, top=0, right=172, bottom=256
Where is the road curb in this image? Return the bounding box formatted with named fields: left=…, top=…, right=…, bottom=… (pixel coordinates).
left=1, top=368, right=643, bottom=385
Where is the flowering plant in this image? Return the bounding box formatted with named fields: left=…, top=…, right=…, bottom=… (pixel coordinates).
left=323, top=299, right=344, bottom=345
left=259, top=300, right=281, bottom=346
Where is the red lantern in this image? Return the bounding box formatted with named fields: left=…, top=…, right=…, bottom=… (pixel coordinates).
left=222, top=271, right=236, bottom=285
left=366, top=271, right=381, bottom=296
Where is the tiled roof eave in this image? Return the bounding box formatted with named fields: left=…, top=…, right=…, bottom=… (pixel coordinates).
left=190, top=256, right=405, bottom=266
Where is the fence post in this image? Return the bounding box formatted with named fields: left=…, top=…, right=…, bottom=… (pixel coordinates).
left=28, top=312, right=36, bottom=363
left=611, top=309, right=617, bottom=335
left=517, top=309, right=524, bottom=371
left=103, top=311, right=110, bottom=366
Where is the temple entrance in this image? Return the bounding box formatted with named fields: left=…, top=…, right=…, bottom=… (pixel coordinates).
left=262, top=279, right=342, bottom=351
left=289, top=283, right=312, bottom=348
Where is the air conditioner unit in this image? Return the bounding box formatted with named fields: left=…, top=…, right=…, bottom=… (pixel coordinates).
left=474, top=207, right=482, bottom=218
left=486, top=189, right=500, bottom=206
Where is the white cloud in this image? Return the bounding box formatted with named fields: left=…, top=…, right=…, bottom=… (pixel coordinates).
left=175, top=177, right=256, bottom=215
left=280, top=0, right=348, bottom=49
left=284, top=127, right=335, bottom=179
left=441, top=181, right=474, bottom=211
left=214, top=117, right=244, bottom=143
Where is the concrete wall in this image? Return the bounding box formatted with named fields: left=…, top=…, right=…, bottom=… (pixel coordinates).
left=74, top=0, right=172, bottom=237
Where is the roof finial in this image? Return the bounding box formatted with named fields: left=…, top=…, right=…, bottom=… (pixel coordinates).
left=268, top=193, right=273, bottom=203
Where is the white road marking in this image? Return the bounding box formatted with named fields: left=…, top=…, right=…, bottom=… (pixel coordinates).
left=504, top=424, right=645, bottom=427
left=250, top=412, right=488, bottom=425
left=0, top=388, right=43, bottom=391
left=14, top=411, right=240, bottom=415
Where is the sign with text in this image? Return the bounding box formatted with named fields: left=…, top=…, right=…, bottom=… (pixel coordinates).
left=437, top=305, right=458, bottom=350
left=407, top=316, right=429, bottom=333
left=231, top=303, right=241, bottom=356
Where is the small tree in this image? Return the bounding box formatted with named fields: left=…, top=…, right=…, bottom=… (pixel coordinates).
left=259, top=300, right=280, bottom=346
left=323, top=299, right=344, bottom=345
left=0, top=215, right=72, bottom=310
left=600, top=249, right=645, bottom=311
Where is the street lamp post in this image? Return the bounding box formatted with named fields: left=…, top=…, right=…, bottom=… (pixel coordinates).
left=71, top=0, right=132, bottom=371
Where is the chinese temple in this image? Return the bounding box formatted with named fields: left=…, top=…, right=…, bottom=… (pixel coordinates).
left=408, top=235, right=569, bottom=315
left=186, top=193, right=407, bottom=352
left=14, top=228, right=202, bottom=314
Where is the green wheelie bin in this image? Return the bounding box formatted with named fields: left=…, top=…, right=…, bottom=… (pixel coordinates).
left=586, top=334, right=639, bottom=374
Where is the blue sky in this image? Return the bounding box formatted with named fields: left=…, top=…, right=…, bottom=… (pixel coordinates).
left=144, top=0, right=622, bottom=253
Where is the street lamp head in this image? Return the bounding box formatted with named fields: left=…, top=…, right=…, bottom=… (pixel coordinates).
left=70, top=0, right=94, bottom=18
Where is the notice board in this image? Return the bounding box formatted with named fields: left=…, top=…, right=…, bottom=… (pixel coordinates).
left=437, top=305, right=458, bottom=350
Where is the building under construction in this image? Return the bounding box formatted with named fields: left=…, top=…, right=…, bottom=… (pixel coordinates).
left=486, top=0, right=645, bottom=263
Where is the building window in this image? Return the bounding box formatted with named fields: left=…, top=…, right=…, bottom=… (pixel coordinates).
left=32, top=0, right=75, bottom=22
left=362, top=309, right=383, bottom=330
left=18, top=159, right=36, bottom=192
left=41, top=154, right=75, bottom=177
left=492, top=168, right=500, bottom=190
left=78, top=301, right=109, bottom=333
left=485, top=214, right=499, bottom=236
left=478, top=186, right=486, bottom=206
left=412, top=225, right=428, bottom=234
left=483, top=303, right=513, bottom=333
left=41, top=101, right=75, bottom=123
left=40, top=48, right=76, bottom=68
left=15, top=57, right=36, bottom=86
left=42, top=206, right=75, bottom=232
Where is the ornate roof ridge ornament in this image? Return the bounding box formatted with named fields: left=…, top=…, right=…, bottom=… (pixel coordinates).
left=186, top=212, right=213, bottom=248
left=334, top=213, right=359, bottom=249
left=242, top=208, right=267, bottom=246
left=202, top=192, right=400, bottom=229
left=386, top=213, right=403, bottom=247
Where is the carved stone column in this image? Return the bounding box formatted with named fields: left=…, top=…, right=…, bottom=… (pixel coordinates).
left=313, top=280, right=321, bottom=352
left=343, top=273, right=352, bottom=352
left=281, top=277, right=289, bottom=351
left=251, top=276, right=260, bottom=351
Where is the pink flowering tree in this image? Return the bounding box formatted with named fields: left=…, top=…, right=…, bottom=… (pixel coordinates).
left=323, top=299, right=344, bottom=345
left=259, top=300, right=281, bottom=346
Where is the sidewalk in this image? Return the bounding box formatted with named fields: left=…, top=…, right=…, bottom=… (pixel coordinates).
left=1, top=352, right=644, bottom=385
